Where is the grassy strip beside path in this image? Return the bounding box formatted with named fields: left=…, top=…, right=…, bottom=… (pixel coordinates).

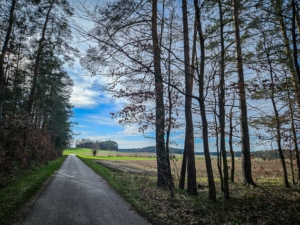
left=0, top=156, right=67, bottom=225
left=78, top=156, right=160, bottom=224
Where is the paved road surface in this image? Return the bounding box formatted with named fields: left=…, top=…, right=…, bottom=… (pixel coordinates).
left=22, top=155, right=151, bottom=225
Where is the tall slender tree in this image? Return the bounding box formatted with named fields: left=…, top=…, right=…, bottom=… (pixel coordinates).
left=194, top=0, right=216, bottom=201
left=218, top=0, right=229, bottom=198
left=232, top=0, right=256, bottom=186
left=152, top=0, right=173, bottom=190
left=181, top=0, right=197, bottom=196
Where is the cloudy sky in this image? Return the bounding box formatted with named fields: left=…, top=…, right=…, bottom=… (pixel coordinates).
left=66, top=61, right=154, bottom=148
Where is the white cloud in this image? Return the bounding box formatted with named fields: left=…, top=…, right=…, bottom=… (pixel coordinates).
left=87, top=115, right=118, bottom=126
left=120, top=125, right=143, bottom=136
left=70, top=86, right=99, bottom=108
left=116, top=139, right=155, bottom=149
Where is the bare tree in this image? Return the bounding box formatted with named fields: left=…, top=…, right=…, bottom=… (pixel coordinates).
left=194, top=0, right=216, bottom=201
left=152, top=0, right=174, bottom=190
left=232, top=0, right=256, bottom=186
left=181, top=0, right=197, bottom=196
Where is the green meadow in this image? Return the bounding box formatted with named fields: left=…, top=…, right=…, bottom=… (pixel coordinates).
left=63, top=148, right=157, bottom=160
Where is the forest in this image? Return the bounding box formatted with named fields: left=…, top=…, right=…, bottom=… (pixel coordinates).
left=1, top=0, right=300, bottom=202
left=0, top=0, right=76, bottom=178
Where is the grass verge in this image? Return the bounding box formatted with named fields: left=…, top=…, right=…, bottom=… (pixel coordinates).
left=0, top=156, right=67, bottom=225
left=78, top=155, right=300, bottom=225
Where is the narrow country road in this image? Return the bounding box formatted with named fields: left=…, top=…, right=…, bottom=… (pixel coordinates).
left=22, top=155, right=151, bottom=225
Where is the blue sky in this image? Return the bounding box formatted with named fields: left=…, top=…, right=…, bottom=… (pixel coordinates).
left=67, top=62, right=160, bottom=149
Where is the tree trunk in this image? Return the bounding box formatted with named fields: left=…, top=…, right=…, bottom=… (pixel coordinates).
left=265, top=46, right=290, bottom=188
left=218, top=0, right=229, bottom=199
left=182, top=0, right=197, bottom=196
left=285, top=74, right=300, bottom=184
left=294, top=2, right=300, bottom=35
left=179, top=16, right=197, bottom=191
left=166, top=6, right=175, bottom=196
left=291, top=0, right=300, bottom=87
left=214, top=112, right=224, bottom=191
left=232, top=0, right=256, bottom=186
left=194, top=0, right=216, bottom=201
left=0, top=0, right=16, bottom=125
left=152, top=0, right=173, bottom=190
left=228, top=109, right=235, bottom=182
left=179, top=141, right=188, bottom=190
left=28, top=0, right=56, bottom=115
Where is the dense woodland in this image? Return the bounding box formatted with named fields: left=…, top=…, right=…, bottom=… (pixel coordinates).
left=0, top=0, right=76, bottom=177
left=1, top=0, right=300, bottom=201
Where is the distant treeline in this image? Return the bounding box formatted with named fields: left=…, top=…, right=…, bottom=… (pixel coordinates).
left=194, top=150, right=291, bottom=159
left=120, top=147, right=296, bottom=160
left=119, top=146, right=183, bottom=154
left=76, top=139, right=118, bottom=151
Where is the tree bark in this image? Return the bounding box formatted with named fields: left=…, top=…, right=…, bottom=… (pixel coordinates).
left=182, top=0, right=197, bottom=196
left=232, top=0, right=256, bottom=186
left=194, top=0, right=216, bottom=201
left=179, top=16, right=197, bottom=191
left=228, top=109, right=235, bottom=182
left=285, top=74, right=300, bottom=184
left=151, top=0, right=173, bottom=190
left=265, top=44, right=290, bottom=188
left=214, top=111, right=224, bottom=191
left=218, top=0, right=229, bottom=198
left=291, top=0, right=300, bottom=87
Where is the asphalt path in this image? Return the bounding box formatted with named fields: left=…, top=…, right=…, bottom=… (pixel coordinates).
left=22, top=154, right=151, bottom=225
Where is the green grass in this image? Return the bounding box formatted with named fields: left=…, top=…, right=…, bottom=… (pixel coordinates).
left=0, top=156, right=67, bottom=225
left=64, top=148, right=207, bottom=162
left=63, top=147, right=98, bottom=155
left=64, top=148, right=156, bottom=160
left=64, top=148, right=207, bottom=161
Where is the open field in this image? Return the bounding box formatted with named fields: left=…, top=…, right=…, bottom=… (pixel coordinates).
left=64, top=148, right=293, bottom=184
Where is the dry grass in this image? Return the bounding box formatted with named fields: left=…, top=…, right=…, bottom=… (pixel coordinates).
left=96, top=156, right=294, bottom=185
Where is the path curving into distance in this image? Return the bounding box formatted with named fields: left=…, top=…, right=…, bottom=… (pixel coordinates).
left=22, top=154, right=151, bottom=225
